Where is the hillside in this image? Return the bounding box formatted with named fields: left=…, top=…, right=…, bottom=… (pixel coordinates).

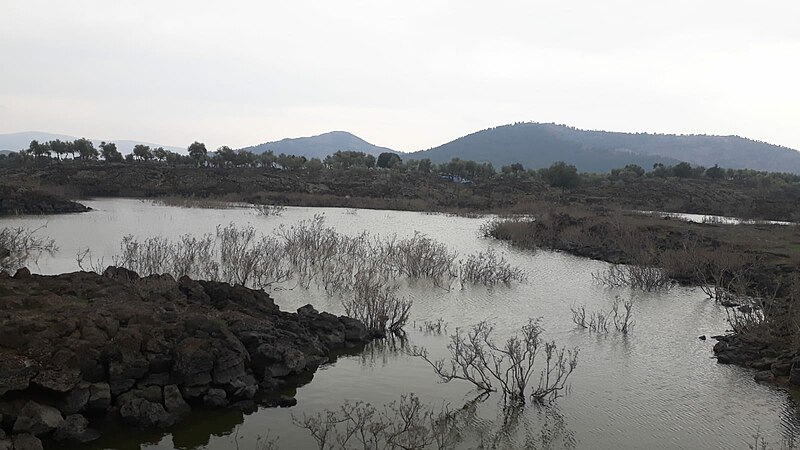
left=410, top=123, right=800, bottom=173
left=0, top=131, right=184, bottom=155
left=239, top=131, right=397, bottom=158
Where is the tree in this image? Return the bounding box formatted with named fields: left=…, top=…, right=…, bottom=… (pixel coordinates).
left=74, top=138, right=98, bottom=160
left=132, top=144, right=153, bottom=161
left=542, top=161, right=580, bottom=188
left=50, top=140, right=69, bottom=160
left=188, top=141, right=207, bottom=165
left=376, top=152, right=402, bottom=168
left=99, top=142, right=123, bottom=162
left=152, top=147, right=168, bottom=162
left=705, top=164, right=724, bottom=179
left=28, top=140, right=51, bottom=159
left=671, top=162, right=693, bottom=178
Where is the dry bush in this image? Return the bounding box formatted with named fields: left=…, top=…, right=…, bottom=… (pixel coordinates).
left=98, top=215, right=525, bottom=334
left=418, top=318, right=448, bottom=335
left=459, top=249, right=527, bottom=287
left=252, top=203, right=286, bottom=217
left=592, top=263, right=672, bottom=291
left=151, top=196, right=234, bottom=209
left=342, top=270, right=411, bottom=336
left=570, top=305, right=609, bottom=333
left=411, top=319, right=578, bottom=404
left=0, top=226, right=58, bottom=273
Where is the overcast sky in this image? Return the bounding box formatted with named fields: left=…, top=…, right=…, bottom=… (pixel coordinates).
left=1, top=1, right=799, bottom=152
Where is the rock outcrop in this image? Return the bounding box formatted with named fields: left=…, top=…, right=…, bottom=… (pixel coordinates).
left=0, top=185, right=90, bottom=216
left=0, top=267, right=372, bottom=445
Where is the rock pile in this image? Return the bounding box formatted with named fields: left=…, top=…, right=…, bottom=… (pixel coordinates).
left=0, top=267, right=370, bottom=447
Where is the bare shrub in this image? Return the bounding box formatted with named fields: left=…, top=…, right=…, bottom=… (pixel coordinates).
left=252, top=203, right=286, bottom=217
left=570, top=305, right=609, bottom=333
left=0, top=226, right=57, bottom=273
left=100, top=216, right=525, bottom=334
left=459, top=249, right=527, bottom=287
left=418, top=318, right=448, bottom=335
left=571, top=297, right=634, bottom=334
left=342, top=271, right=411, bottom=336
left=411, top=319, right=578, bottom=404
left=611, top=296, right=635, bottom=333
left=151, top=196, right=233, bottom=209
left=592, top=263, right=672, bottom=291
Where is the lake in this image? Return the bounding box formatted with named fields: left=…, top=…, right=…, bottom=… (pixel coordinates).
left=2, top=198, right=799, bottom=449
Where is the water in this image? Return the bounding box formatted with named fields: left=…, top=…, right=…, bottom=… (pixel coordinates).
left=636, top=210, right=797, bottom=226
left=3, top=198, right=800, bottom=449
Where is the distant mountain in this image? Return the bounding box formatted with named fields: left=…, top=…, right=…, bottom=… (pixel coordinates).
left=239, top=131, right=397, bottom=159
left=410, top=123, right=800, bottom=174
left=0, top=131, right=184, bottom=155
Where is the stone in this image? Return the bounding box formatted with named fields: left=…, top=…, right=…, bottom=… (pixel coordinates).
left=202, top=388, right=228, bottom=408
left=0, top=358, right=37, bottom=396
left=754, top=371, right=774, bottom=383
left=117, top=385, right=162, bottom=406
left=53, top=414, right=100, bottom=443
left=771, top=361, right=792, bottom=377
left=163, top=385, right=190, bottom=421
left=31, top=369, right=81, bottom=393
left=119, top=399, right=173, bottom=429
left=13, top=268, right=31, bottom=279
left=87, top=382, right=111, bottom=411
left=341, top=316, right=368, bottom=342
left=59, top=382, right=91, bottom=415
left=139, top=372, right=171, bottom=387
left=180, top=384, right=209, bottom=400
left=11, top=434, right=43, bottom=450
left=13, top=401, right=64, bottom=436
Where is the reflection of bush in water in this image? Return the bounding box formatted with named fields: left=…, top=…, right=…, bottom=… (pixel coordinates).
left=360, top=333, right=409, bottom=368
left=282, top=393, right=574, bottom=450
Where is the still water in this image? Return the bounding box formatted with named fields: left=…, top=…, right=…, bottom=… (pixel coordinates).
left=3, top=199, right=799, bottom=450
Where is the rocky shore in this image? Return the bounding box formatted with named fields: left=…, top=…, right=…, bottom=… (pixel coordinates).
left=713, top=334, right=800, bottom=385
left=0, top=267, right=371, bottom=449
left=0, top=186, right=90, bottom=216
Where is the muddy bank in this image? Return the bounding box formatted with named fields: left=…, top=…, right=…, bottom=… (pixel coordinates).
left=0, top=267, right=371, bottom=448
left=0, top=185, right=89, bottom=216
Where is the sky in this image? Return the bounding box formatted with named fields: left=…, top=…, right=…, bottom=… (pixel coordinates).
left=1, top=1, right=799, bottom=152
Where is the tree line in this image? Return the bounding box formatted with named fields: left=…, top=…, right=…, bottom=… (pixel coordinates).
left=2, top=138, right=798, bottom=189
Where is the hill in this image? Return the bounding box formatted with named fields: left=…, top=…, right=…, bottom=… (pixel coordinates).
left=0, top=131, right=184, bottom=155
left=239, top=131, right=397, bottom=159
left=410, top=123, right=800, bottom=173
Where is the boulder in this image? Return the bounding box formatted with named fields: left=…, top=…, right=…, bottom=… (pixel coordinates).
left=11, top=434, right=43, bottom=450
left=86, top=382, right=111, bottom=411
left=59, top=382, right=91, bottom=415
left=202, top=388, right=228, bottom=408
left=117, top=385, right=162, bottom=406
left=771, top=361, right=792, bottom=377
left=13, top=401, right=64, bottom=436
left=163, top=385, right=190, bottom=421
left=31, top=369, right=81, bottom=393
left=53, top=414, right=100, bottom=443
left=119, top=399, right=173, bottom=429
left=0, top=358, right=37, bottom=396
left=341, top=316, right=368, bottom=342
